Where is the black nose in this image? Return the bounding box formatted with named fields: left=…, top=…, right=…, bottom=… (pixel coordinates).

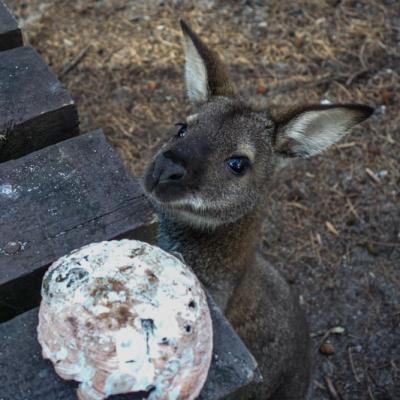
left=152, top=153, right=187, bottom=185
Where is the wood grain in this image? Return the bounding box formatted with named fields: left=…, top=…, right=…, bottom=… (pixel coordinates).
left=0, top=130, right=155, bottom=321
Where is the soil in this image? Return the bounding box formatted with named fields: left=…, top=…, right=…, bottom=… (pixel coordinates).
left=7, top=0, right=400, bottom=398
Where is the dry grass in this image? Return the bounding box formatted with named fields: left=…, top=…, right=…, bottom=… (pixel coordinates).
left=8, top=0, right=400, bottom=398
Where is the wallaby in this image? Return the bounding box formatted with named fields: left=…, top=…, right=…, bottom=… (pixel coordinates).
left=143, top=20, right=373, bottom=399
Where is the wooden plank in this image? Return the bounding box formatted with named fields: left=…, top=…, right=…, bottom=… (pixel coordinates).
left=0, top=130, right=156, bottom=321
left=0, top=46, right=79, bottom=162
left=0, top=0, right=23, bottom=51
left=0, top=301, right=259, bottom=400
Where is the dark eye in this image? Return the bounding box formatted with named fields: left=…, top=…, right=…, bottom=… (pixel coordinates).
left=175, top=122, right=187, bottom=138
left=226, top=157, right=250, bottom=175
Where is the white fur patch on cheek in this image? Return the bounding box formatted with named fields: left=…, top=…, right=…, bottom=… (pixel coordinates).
left=185, top=197, right=207, bottom=210
left=183, top=38, right=208, bottom=104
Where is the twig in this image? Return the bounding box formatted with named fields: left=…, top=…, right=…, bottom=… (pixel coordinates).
left=365, top=168, right=381, bottom=184
left=286, top=201, right=310, bottom=212
left=324, top=376, right=343, bottom=400
left=368, top=240, right=399, bottom=247
left=267, top=68, right=378, bottom=96
left=314, top=380, right=326, bottom=391
left=267, top=75, right=345, bottom=95
left=348, top=347, right=361, bottom=383
left=359, top=40, right=369, bottom=70
left=59, top=44, right=91, bottom=78
left=346, top=68, right=370, bottom=86
left=367, top=385, right=376, bottom=400
left=346, top=198, right=360, bottom=220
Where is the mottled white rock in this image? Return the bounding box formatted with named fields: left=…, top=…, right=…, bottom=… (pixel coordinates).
left=38, top=240, right=213, bottom=400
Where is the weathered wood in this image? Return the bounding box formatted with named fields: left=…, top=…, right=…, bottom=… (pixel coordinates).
left=0, top=300, right=259, bottom=400
left=0, top=130, right=155, bottom=321
left=0, top=46, right=79, bottom=162
left=0, top=0, right=23, bottom=51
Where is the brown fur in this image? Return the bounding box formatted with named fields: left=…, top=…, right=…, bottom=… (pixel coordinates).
left=142, top=20, right=372, bottom=399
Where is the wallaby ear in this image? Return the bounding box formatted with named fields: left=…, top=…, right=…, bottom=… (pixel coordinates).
left=274, top=104, right=374, bottom=158
left=180, top=19, right=235, bottom=105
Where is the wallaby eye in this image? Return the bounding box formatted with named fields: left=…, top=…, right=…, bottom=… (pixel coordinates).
left=175, top=122, right=188, bottom=138
left=226, top=157, right=250, bottom=175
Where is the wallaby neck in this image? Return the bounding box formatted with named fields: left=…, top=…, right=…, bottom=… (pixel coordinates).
left=156, top=207, right=262, bottom=310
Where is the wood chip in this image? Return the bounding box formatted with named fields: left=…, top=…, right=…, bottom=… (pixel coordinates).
left=326, top=221, right=340, bottom=237
left=335, top=142, right=356, bottom=149
left=386, top=134, right=395, bottom=144
left=365, top=168, right=381, bottom=184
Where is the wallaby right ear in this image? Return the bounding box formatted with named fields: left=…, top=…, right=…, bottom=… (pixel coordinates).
left=274, top=104, right=374, bottom=158
left=180, top=19, right=235, bottom=105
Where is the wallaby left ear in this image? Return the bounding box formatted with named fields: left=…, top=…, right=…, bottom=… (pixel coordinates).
left=274, top=104, right=374, bottom=158
left=180, top=19, right=236, bottom=105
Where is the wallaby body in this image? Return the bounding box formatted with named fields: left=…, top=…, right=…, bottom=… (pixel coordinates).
left=158, top=204, right=310, bottom=399
left=143, top=20, right=372, bottom=399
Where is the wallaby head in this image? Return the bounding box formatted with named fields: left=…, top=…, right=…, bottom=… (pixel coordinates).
left=143, top=20, right=373, bottom=229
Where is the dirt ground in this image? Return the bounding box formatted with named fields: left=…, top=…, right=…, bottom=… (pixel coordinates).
left=8, top=0, right=400, bottom=398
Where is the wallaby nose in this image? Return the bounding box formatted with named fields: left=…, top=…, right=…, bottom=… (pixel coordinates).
left=152, top=153, right=187, bottom=185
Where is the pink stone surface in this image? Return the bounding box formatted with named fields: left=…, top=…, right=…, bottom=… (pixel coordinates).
left=37, top=240, right=213, bottom=400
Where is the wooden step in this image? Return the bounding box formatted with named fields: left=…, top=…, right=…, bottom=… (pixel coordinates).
left=0, top=130, right=155, bottom=321
left=0, top=0, right=23, bottom=51
left=0, top=298, right=259, bottom=400
left=0, top=46, right=79, bottom=163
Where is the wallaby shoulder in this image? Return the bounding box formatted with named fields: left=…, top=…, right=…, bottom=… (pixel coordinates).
left=226, top=253, right=311, bottom=399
